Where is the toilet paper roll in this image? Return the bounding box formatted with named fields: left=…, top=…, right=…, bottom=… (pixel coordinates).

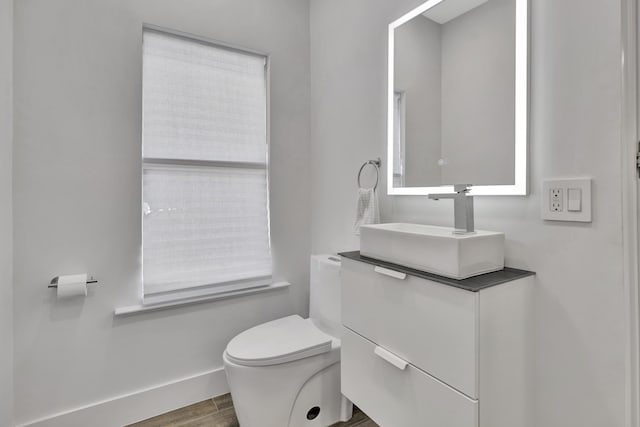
left=57, top=274, right=88, bottom=299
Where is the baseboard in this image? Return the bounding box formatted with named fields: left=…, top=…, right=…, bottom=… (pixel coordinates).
left=17, top=367, right=229, bottom=427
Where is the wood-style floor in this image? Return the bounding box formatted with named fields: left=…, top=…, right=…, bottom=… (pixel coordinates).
left=126, top=393, right=378, bottom=427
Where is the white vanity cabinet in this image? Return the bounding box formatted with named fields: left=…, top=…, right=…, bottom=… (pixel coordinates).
left=340, top=255, right=534, bottom=427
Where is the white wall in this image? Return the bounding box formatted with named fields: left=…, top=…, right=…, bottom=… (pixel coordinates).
left=12, top=0, right=311, bottom=424
left=0, top=0, right=13, bottom=425
left=310, top=0, right=626, bottom=426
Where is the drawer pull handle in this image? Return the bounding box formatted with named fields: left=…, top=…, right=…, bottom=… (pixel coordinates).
left=373, top=266, right=407, bottom=280
left=374, top=346, right=408, bottom=370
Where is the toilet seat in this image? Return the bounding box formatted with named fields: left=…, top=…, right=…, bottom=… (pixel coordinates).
left=225, top=315, right=335, bottom=367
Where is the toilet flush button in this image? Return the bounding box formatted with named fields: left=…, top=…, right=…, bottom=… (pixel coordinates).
left=567, top=188, right=582, bottom=212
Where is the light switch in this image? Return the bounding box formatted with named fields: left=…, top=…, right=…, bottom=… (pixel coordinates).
left=567, top=188, right=582, bottom=212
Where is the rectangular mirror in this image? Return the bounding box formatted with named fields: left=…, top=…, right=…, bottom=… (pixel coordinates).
left=388, top=0, right=528, bottom=196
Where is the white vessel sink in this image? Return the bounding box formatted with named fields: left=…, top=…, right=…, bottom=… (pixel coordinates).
left=359, top=223, right=505, bottom=279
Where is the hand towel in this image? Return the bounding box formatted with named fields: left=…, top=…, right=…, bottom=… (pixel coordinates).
left=354, top=187, right=380, bottom=235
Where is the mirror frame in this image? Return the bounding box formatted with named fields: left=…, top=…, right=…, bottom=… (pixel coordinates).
left=387, top=0, right=529, bottom=196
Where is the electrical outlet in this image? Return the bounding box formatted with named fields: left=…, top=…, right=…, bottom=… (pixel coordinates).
left=541, top=178, right=592, bottom=222
left=549, top=188, right=563, bottom=212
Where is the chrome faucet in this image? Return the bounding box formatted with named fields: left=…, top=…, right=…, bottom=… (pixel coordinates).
left=428, top=184, right=475, bottom=234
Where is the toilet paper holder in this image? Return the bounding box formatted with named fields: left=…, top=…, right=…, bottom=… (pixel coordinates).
left=48, top=276, right=99, bottom=289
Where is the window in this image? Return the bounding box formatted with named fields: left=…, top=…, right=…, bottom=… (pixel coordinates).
left=393, top=91, right=406, bottom=187
left=142, top=27, right=271, bottom=304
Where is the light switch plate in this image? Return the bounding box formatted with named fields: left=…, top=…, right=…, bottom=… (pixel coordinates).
left=541, top=178, right=592, bottom=222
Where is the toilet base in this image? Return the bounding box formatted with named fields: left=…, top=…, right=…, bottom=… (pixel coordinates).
left=289, top=363, right=353, bottom=426
left=223, top=347, right=352, bottom=427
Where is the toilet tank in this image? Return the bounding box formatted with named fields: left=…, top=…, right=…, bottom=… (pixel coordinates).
left=309, top=254, right=342, bottom=337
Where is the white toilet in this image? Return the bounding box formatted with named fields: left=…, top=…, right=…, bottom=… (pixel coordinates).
left=223, top=255, right=352, bottom=427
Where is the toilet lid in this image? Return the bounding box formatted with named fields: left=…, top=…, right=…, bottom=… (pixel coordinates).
left=225, top=315, right=334, bottom=367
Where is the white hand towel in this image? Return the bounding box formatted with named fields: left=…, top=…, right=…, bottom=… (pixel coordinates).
left=354, top=187, right=380, bottom=235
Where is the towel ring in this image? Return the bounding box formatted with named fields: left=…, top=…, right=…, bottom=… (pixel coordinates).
left=357, top=158, right=382, bottom=191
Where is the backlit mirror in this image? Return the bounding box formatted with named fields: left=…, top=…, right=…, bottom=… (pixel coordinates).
left=387, top=0, right=528, bottom=196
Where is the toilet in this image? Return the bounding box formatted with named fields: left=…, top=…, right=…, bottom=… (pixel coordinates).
left=223, top=255, right=352, bottom=427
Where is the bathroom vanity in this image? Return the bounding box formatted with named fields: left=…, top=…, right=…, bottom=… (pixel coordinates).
left=344, top=0, right=535, bottom=422
left=339, top=251, right=534, bottom=427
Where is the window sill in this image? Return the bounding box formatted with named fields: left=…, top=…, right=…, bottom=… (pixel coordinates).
left=114, top=281, right=291, bottom=317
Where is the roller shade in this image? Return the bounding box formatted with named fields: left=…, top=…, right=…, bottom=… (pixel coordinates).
left=142, top=28, right=271, bottom=299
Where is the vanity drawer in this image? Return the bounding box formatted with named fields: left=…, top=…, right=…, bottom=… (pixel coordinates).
left=341, top=258, right=478, bottom=397
left=341, top=327, right=478, bottom=427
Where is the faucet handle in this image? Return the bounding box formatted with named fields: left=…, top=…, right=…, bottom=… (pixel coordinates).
left=453, top=184, right=472, bottom=194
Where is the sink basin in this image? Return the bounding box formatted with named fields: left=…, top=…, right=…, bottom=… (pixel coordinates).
left=359, top=223, right=505, bottom=279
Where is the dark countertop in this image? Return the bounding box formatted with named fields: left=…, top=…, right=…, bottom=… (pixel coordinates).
left=339, top=251, right=535, bottom=292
